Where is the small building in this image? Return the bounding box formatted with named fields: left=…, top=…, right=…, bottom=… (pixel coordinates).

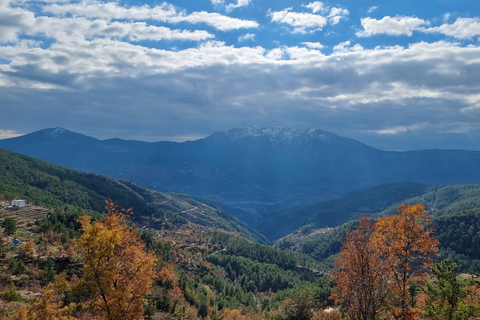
left=11, top=200, right=26, bottom=208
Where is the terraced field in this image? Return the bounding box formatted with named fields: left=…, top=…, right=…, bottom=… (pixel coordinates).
left=0, top=201, right=52, bottom=232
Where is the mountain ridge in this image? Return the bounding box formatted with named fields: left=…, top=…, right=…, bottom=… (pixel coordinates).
left=3, top=126, right=480, bottom=229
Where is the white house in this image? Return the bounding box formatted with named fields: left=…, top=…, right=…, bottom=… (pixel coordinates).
left=11, top=200, right=26, bottom=208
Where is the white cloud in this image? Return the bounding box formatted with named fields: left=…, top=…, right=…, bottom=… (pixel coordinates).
left=328, top=7, right=349, bottom=25
left=226, top=0, right=251, bottom=11
left=304, top=2, right=326, bottom=14
left=333, top=40, right=350, bottom=52
left=302, top=42, right=324, bottom=49
left=44, top=2, right=259, bottom=31
left=423, top=18, right=480, bottom=39
left=44, top=2, right=177, bottom=20
left=0, top=0, right=36, bottom=42
left=0, top=0, right=214, bottom=44
left=357, top=16, right=429, bottom=37
left=443, top=12, right=451, bottom=23
left=33, top=17, right=214, bottom=42
left=269, top=8, right=327, bottom=33
left=367, top=6, right=377, bottom=14
left=211, top=0, right=251, bottom=11
left=175, top=11, right=258, bottom=31
left=284, top=46, right=326, bottom=60
left=272, top=3, right=348, bottom=33
left=238, top=33, right=255, bottom=42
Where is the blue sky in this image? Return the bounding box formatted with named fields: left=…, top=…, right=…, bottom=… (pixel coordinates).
left=1, top=0, right=480, bottom=150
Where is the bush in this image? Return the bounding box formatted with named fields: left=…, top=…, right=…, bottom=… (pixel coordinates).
left=2, top=287, right=22, bottom=301
left=9, top=258, right=26, bottom=275
left=2, top=217, right=17, bottom=235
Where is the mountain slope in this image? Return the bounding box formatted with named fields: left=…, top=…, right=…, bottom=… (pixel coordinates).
left=256, top=182, right=432, bottom=240
left=264, top=182, right=480, bottom=241
left=3, top=126, right=480, bottom=226
left=0, top=148, right=267, bottom=243
left=278, top=208, right=480, bottom=274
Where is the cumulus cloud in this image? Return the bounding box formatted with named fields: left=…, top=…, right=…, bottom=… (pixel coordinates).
left=176, top=11, right=258, bottom=31
left=269, top=8, right=328, bottom=33
left=0, top=1, right=215, bottom=43
left=328, top=7, right=349, bottom=25
left=33, top=17, right=214, bottom=42
left=302, top=42, right=324, bottom=49
left=210, top=0, right=251, bottom=11
left=423, top=17, right=480, bottom=39
left=270, top=3, right=348, bottom=33
left=332, top=41, right=363, bottom=53
left=44, top=1, right=259, bottom=31
left=357, top=16, right=429, bottom=37
left=304, top=1, right=326, bottom=14
left=238, top=33, right=255, bottom=42
left=0, top=0, right=36, bottom=42
left=226, top=0, right=251, bottom=11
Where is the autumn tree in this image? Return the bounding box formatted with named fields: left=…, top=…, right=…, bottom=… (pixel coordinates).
left=23, top=240, right=36, bottom=258
left=12, top=283, right=76, bottom=320
left=373, top=204, right=439, bottom=320
left=331, top=217, right=391, bottom=320
left=73, top=200, right=158, bottom=320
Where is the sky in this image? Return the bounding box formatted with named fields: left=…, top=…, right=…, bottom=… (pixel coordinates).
left=1, top=0, right=480, bottom=150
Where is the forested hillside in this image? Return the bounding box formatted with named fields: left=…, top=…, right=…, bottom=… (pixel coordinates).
left=276, top=208, right=480, bottom=274
left=0, top=148, right=266, bottom=243
left=264, top=182, right=480, bottom=241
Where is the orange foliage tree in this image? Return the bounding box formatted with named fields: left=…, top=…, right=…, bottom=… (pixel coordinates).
left=331, top=217, right=391, bottom=320
left=73, top=200, right=158, bottom=320
left=373, top=204, right=439, bottom=320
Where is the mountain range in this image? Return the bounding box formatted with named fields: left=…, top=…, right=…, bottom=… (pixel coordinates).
left=3, top=126, right=480, bottom=228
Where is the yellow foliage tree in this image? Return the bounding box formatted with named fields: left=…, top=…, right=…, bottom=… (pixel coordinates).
left=12, top=283, right=76, bottom=320
left=221, top=308, right=248, bottom=320
left=73, top=200, right=158, bottom=320
left=23, top=240, right=36, bottom=258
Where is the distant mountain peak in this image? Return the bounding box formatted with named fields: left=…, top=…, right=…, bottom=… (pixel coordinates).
left=21, top=127, right=97, bottom=143
left=44, top=127, right=70, bottom=138
left=205, top=126, right=344, bottom=146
